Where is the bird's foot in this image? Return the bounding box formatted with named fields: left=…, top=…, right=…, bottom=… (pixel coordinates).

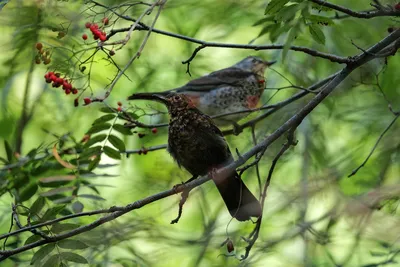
left=170, top=188, right=191, bottom=224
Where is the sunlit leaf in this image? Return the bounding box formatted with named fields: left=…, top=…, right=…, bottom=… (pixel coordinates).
left=92, top=114, right=116, bottom=125
left=265, top=0, right=290, bottom=15
left=78, top=194, right=105, bottom=201
left=86, top=123, right=111, bottom=134
left=308, top=24, right=325, bottom=45
left=108, top=135, right=126, bottom=152
left=83, top=134, right=107, bottom=148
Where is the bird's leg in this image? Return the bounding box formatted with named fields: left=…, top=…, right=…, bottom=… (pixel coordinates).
left=171, top=175, right=198, bottom=224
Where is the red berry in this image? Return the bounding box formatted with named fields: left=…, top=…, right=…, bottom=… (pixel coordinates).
left=72, top=88, right=78, bottom=94
left=55, top=73, right=61, bottom=77
left=395, top=3, right=400, bottom=10
left=142, top=149, right=148, bottom=155
left=56, top=77, right=64, bottom=84
left=138, top=133, right=145, bottom=138
left=99, top=34, right=107, bottom=41
left=43, top=58, right=51, bottom=65
left=102, top=17, right=109, bottom=25
left=65, top=88, right=71, bottom=95
left=45, top=78, right=52, bottom=83
left=117, top=101, right=122, bottom=106
left=138, top=150, right=142, bottom=155
left=82, top=34, right=88, bottom=40
left=93, top=34, right=99, bottom=40
left=74, top=98, right=79, bottom=107
left=35, top=42, right=43, bottom=50
left=90, top=24, right=98, bottom=32
left=85, top=22, right=91, bottom=28
left=63, top=81, right=72, bottom=90
left=83, top=97, right=91, bottom=104
left=151, top=128, right=157, bottom=134
left=50, top=74, right=58, bottom=82
left=109, top=50, right=115, bottom=56
left=117, top=106, right=122, bottom=112
left=227, top=239, right=234, bottom=253
left=48, top=71, right=54, bottom=76
left=52, top=82, right=61, bottom=88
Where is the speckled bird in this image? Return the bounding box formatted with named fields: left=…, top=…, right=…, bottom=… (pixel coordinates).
left=130, top=56, right=276, bottom=125
left=128, top=93, right=262, bottom=221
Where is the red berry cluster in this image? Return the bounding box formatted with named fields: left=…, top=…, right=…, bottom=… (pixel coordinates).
left=137, top=147, right=148, bottom=155
left=34, top=43, right=51, bottom=65
left=117, top=101, right=122, bottom=111
left=44, top=72, right=78, bottom=95
left=84, top=20, right=108, bottom=42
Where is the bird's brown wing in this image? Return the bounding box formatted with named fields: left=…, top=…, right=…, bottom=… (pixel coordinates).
left=175, top=67, right=254, bottom=93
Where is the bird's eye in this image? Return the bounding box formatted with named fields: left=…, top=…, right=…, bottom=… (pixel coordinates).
left=173, top=95, right=180, bottom=101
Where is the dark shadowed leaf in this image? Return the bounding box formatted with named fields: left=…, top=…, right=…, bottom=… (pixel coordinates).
left=30, top=243, right=55, bottom=264
left=41, top=205, right=66, bottom=222
left=79, top=146, right=102, bottom=160
left=108, top=135, right=126, bottom=151
left=19, top=183, right=38, bottom=202
left=86, top=123, right=111, bottom=134
left=103, top=146, right=121, bottom=160
left=113, top=124, right=133, bottom=135
left=4, top=140, right=13, bottom=162
left=42, top=254, right=60, bottom=267
left=58, top=239, right=89, bottom=249
left=99, top=107, right=117, bottom=113
left=30, top=197, right=46, bottom=215
left=60, top=252, right=88, bottom=264
left=24, top=234, right=42, bottom=245
left=41, top=186, right=76, bottom=197
left=40, top=175, right=76, bottom=183
left=265, top=0, right=290, bottom=15
left=83, top=134, right=107, bottom=148
left=308, top=24, right=325, bottom=45
left=92, top=114, right=116, bottom=125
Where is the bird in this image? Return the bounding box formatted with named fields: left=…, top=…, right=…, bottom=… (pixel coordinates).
left=129, top=56, right=276, bottom=126
left=128, top=92, right=262, bottom=221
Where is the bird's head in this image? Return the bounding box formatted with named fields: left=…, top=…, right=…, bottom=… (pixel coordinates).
left=234, top=56, right=276, bottom=76
left=128, top=92, right=196, bottom=115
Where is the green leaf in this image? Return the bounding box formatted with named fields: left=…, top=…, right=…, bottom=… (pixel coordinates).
left=51, top=223, right=80, bottom=234
left=52, top=196, right=75, bottom=204
left=88, top=155, right=101, bottom=171
left=265, top=0, right=290, bottom=15
left=83, top=134, right=107, bottom=148
left=275, top=3, right=304, bottom=22
left=40, top=175, right=76, bottom=184
left=31, top=243, right=56, bottom=264
left=58, top=239, right=89, bottom=250
left=30, top=197, right=46, bottom=215
left=86, top=123, right=111, bottom=134
left=252, top=15, right=275, bottom=26
left=24, top=234, right=42, bottom=245
left=108, top=135, right=126, bottom=152
left=41, top=205, right=66, bottom=222
left=19, top=183, right=38, bottom=202
left=308, top=24, right=325, bottom=45
left=306, top=14, right=334, bottom=26
left=72, top=201, right=84, bottom=213
left=92, top=114, right=116, bottom=125
left=103, top=146, right=121, bottom=160
left=79, top=146, right=102, bottom=160
left=42, top=254, right=60, bottom=267
left=99, top=107, right=117, bottom=113
left=78, top=194, right=105, bottom=201
left=113, top=124, right=133, bottom=135
left=59, top=252, right=88, bottom=264
left=270, top=23, right=291, bottom=43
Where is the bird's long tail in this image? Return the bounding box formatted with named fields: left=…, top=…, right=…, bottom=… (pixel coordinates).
left=213, top=172, right=262, bottom=221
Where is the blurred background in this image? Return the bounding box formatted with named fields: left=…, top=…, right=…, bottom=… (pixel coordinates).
left=0, top=0, right=399, bottom=266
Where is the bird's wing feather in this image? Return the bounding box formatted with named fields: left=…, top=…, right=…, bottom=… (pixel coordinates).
left=175, top=67, right=254, bottom=93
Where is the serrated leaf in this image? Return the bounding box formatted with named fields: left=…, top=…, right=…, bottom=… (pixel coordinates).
left=19, top=183, right=38, bottom=202
left=86, top=123, right=111, bottom=134
left=108, top=135, right=126, bottom=152
left=24, top=234, right=42, bottom=245
left=41, top=186, right=76, bottom=197
left=30, top=197, right=45, bottom=215
left=103, top=146, right=121, bottom=160
left=31, top=243, right=55, bottom=264
left=78, top=194, right=105, bottom=201
left=99, top=107, right=117, bottom=113
left=60, top=252, right=88, bottom=264
left=51, top=223, right=80, bottom=234
left=42, top=254, right=60, bottom=267
left=308, top=24, right=325, bottom=45
left=92, top=114, right=116, bottom=125
left=83, top=134, right=107, bottom=148
left=113, top=124, right=133, bottom=135
left=265, top=0, right=290, bottom=15
left=58, top=239, right=89, bottom=250
left=72, top=201, right=84, bottom=213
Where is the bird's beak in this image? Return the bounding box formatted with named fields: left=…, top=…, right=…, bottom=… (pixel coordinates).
left=265, top=60, right=276, bottom=66
left=127, top=92, right=169, bottom=105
